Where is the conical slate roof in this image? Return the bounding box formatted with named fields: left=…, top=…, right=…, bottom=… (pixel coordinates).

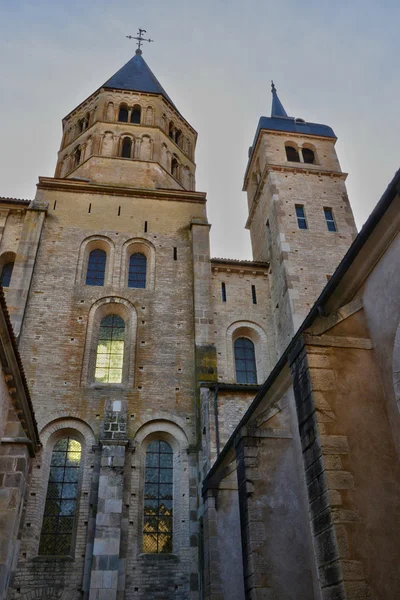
left=271, top=82, right=288, bottom=118
left=103, top=51, right=177, bottom=110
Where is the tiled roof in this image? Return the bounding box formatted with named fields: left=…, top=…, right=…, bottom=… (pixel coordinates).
left=103, top=52, right=177, bottom=111
left=0, top=197, right=31, bottom=205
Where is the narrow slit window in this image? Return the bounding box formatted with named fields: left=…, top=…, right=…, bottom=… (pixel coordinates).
left=143, top=440, right=173, bottom=554
left=85, top=249, right=106, bottom=286
left=95, top=315, right=125, bottom=383
left=128, top=253, right=147, bottom=288
left=144, top=221, right=148, bottom=233
left=221, top=282, right=226, bottom=303
left=0, top=262, right=14, bottom=288
left=39, top=437, right=82, bottom=556
left=324, top=208, right=337, bottom=232
left=173, top=247, right=177, bottom=261
left=295, top=205, right=307, bottom=230
left=234, top=337, right=257, bottom=384
left=251, top=285, right=257, bottom=304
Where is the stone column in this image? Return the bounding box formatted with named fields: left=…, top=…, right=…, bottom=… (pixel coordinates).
left=88, top=399, right=128, bottom=600
left=202, top=490, right=223, bottom=600
left=0, top=209, right=10, bottom=245
left=6, top=199, right=47, bottom=337
left=235, top=431, right=276, bottom=600
left=289, top=336, right=376, bottom=600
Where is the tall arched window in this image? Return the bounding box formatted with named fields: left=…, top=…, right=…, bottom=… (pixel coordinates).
left=95, top=315, right=125, bottom=384
left=128, top=253, right=147, bottom=288
left=302, top=148, right=315, bottom=164
left=85, top=249, right=106, bottom=286
left=1, top=262, right=14, bottom=287
left=39, top=437, right=82, bottom=556
left=121, top=137, right=132, bottom=159
left=131, top=105, right=141, bottom=124
left=143, top=440, right=173, bottom=553
left=171, top=158, right=179, bottom=179
left=73, top=147, right=81, bottom=168
left=234, top=337, right=257, bottom=384
left=285, top=145, right=300, bottom=162
left=118, top=105, right=129, bottom=122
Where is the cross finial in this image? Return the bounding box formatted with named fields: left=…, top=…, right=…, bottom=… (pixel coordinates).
left=126, top=28, right=154, bottom=55
left=271, top=80, right=277, bottom=93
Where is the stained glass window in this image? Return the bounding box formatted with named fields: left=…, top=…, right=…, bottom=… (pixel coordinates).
left=234, top=337, right=257, bottom=384
left=39, top=437, right=81, bottom=556
left=143, top=440, right=173, bottom=554
left=95, top=315, right=125, bottom=383
left=128, top=253, right=147, bottom=289
left=1, top=262, right=14, bottom=287
left=85, top=249, right=106, bottom=286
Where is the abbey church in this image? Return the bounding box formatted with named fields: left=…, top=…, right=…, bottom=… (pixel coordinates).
left=0, top=46, right=400, bottom=600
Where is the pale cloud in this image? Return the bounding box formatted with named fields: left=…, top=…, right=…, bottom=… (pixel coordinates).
left=0, top=0, right=398, bottom=258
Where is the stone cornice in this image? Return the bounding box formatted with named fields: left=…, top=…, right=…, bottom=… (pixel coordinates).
left=37, top=176, right=207, bottom=204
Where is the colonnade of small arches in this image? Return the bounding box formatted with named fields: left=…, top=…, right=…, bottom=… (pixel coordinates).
left=59, top=131, right=193, bottom=189
left=284, top=141, right=317, bottom=164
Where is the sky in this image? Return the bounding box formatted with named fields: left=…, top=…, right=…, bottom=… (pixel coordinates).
left=0, top=0, right=398, bottom=259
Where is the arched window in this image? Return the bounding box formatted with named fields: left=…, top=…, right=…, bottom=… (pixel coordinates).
left=169, top=122, right=175, bottom=140
left=171, top=158, right=179, bottom=179
left=39, top=437, right=82, bottom=556
left=0, top=262, right=14, bottom=287
left=143, top=440, right=173, bottom=553
left=73, top=147, right=81, bottom=168
left=121, top=137, right=132, bottom=159
left=85, top=249, right=106, bottom=286
left=95, top=315, right=125, bottom=383
left=285, top=145, right=300, bottom=162
left=128, top=253, right=147, bottom=288
left=131, top=105, right=141, bottom=124
left=302, top=148, right=315, bottom=164
left=175, top=130, right=182, bottom=147
left=118, top=105, right=129, bottom=122
left=234, top=337, right=257, bottom=384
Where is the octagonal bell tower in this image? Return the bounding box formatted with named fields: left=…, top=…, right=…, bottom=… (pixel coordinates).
left=55, top=49, right=197, bottom=191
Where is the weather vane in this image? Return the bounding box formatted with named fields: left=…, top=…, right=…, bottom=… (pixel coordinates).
left=126, top=28, right=154, bottom=55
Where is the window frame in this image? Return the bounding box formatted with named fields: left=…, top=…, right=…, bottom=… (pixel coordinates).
left=85, top=248, right=107, bottom=286
left=324, top=207, right=337, bottom=232
left=77, top=236, right=114, bottom=287
left=38, top=433, right=84, bottom=558
left=142, top=440, right=174, bottom=554
left=94, top=314, right=126, bottom=384
left=81, top=297, right=137, bottom=389
left=295, top=204, right=308, bottom=230
left=234, top=336, right=258, bottom=384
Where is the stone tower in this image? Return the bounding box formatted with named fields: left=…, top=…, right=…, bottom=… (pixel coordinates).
left=243, top=84, right=357, bottom=353
left=6, top=49, right=212, bottom=600
left=56, top=49, right=196, bottom=191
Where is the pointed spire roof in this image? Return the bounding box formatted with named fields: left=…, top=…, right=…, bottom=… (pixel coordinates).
left=271, top=81, right=288, bottom=118
left=103, top=51, right=177, bottom=110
